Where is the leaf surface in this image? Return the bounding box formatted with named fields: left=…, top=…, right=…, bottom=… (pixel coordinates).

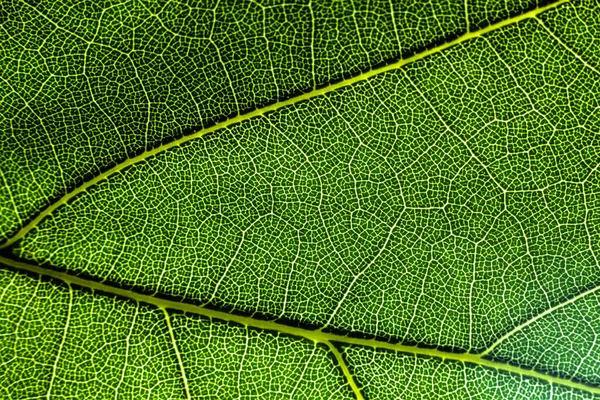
left=2, top=0, right=600, bottom=399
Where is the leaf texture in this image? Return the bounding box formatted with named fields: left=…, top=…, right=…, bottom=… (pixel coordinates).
left=2, top=0, right=600, bottom=399
left=0, top=0, right=531, bottom=240
left=0, top=270, right=350, bottom=399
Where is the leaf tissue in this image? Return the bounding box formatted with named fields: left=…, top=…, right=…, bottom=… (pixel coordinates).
left=1, top=0, right=600, bottom=398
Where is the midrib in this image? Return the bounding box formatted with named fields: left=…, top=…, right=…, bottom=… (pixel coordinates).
left=2, top=0, right=585, bottom=395
left=2, top=254, right=599, bottom=396
left=0, top=0, right=568, bottom=250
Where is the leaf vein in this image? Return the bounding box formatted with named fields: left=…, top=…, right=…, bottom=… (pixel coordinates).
left=0, top=0, right=569, bottom=250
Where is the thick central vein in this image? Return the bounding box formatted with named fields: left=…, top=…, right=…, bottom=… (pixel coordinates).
left=2, top=254, right=599, bottom=396
left=0, top=0, right=568, bottom=250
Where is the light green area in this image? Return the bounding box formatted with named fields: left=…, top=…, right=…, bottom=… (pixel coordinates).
left=2, top=0, right=600, bottom=398
left=488, top=290, right=600, bottom=386
left=4, top=253, right=600, bottom=398
left=344, top=345, right=597, bottom=400
left=0, top=269, right=186, bottom=399
left=0, top=268, right=350, bottom=399
left=171, top=315, right=352, bottom=399
left=0, top=268, right=66, bottom=397
left=0, top=0, right=534, bottom=240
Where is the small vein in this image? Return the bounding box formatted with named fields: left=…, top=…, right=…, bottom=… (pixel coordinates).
left=162, top=309, right=192, bottom=400
left=46, top=284, right=73, bottom=400
left=267, top=118, right=353, bottom=274
left=237, top=326, right=250, bottom=399
left=288, top=343, right=316, bottom=400
left=114, top=304, right=139, bottom=400
left=0, top=169, right=22, bottom=230
left=388, top=0, right=401, bottom=52
left=309, top=0, right=317, bottom=89
left=402, top=69, right=506, bottom=193
left=0, top=76, right=68, bottom=196
left=480, top=282, right=600, bottom=356
left=322, top=211, right=402, bottom=329
left=210, top=0, right=240, bottom=114
left=464, top=0, right=470, bottom=32
left=534, top=16, right=600, bottom=76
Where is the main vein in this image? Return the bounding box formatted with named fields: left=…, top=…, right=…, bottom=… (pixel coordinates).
left=0, top=0, right=568, bottom=250
left=2, top=254, right=599, bottom=396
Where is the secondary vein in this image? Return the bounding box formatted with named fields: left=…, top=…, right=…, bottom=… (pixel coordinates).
left=0, top=0, right=568, bottom=250
left=2, top=254, right=598, bottom=397
left=326, top=341, right=365, bottom=400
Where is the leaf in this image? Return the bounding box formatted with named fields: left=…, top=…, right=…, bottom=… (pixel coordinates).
left=1, top=0, right=600, bottom=398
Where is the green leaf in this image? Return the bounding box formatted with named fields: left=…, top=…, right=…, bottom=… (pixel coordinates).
left=2, top=0, right=600, bottom=398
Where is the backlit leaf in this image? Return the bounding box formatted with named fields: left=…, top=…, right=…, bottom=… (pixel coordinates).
left=2, top=0, right=600, bottom=398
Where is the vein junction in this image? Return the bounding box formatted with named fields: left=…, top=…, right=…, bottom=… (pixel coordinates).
left=4, top=0, right=597, bottom=398
left=2, top=254, right=598, bottom=397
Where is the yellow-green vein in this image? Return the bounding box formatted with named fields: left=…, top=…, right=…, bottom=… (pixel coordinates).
left=2, top=254, right=598, bottom=397
left=0, top=0, right=569, bottom=250
left=326, top=341, right=365, bottom=400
